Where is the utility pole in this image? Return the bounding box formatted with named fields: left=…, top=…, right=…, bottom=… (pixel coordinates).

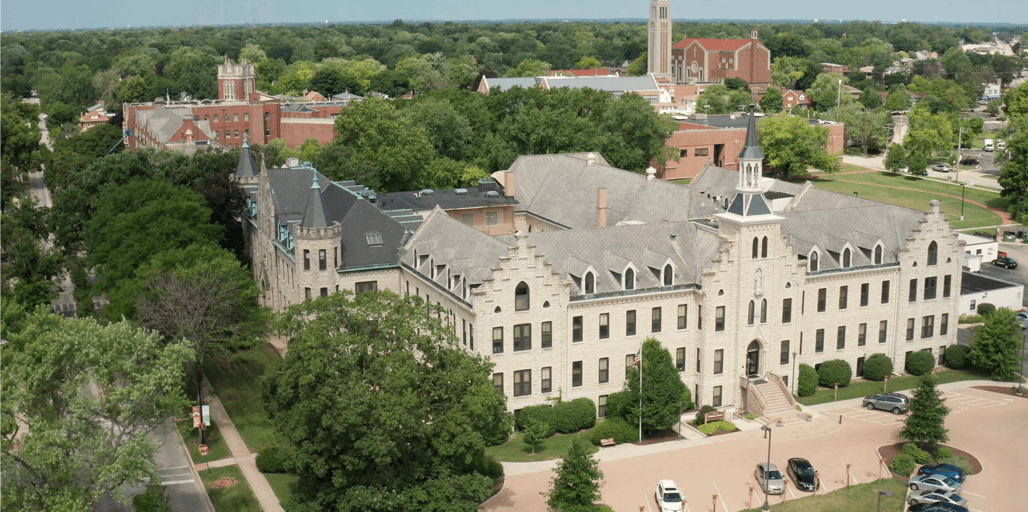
left=837, top=79, right=843, bottom=107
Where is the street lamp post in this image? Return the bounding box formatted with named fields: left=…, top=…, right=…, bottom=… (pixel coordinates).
left=761, top=425, right=772, bottom=511
left=876, top=489, right=894, bottom=512
left=960, top=183, right=966, bottom=222
left=837, top=79, right=843, bottom=107
left=790, top=352, right=798, bottom=396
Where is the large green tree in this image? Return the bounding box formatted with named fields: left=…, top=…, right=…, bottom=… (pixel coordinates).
left=83, top=179, right=222, bottom=318
left=262, top=291, right=511, bottom=511
left=546, top=438, right=604, bottom=512
left=899, top=375, right=950, bottom=451
left=759, top=87, right=784, bottom=114
left=0, top=202, right=63, bottom=307
left=999, top=117, right=1028, bottom=218
left=807, top=72, right=851, bottom=111
left=885, top=84, right=912, bottom=112
left=757, top=113, right=842, bottom=177
left=829, top=103, right=890, bottom=156
left=885, top=143, right=908, bottom=173
left=1006, top=83, right=1028, bottom=119
left=622, top=338, right=691, bottom=435
left=1, top=301, right=193, bottom=512
left=969, top=308, right=1024, bottom=381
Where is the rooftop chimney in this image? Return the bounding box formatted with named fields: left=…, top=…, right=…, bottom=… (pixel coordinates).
left=597, top=188, right=608, bottom=228
left=587, top=152, right=597, bottom=166
left=504, top=171, right=515, bottom=197
left=646, top=167, right=657, bottom=181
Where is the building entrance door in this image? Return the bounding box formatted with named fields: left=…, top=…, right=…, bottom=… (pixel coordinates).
left=746, top=341, right=760, bottom=377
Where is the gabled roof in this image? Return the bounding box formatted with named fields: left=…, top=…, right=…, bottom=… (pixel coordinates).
left=481, top=77, right=544, bottom=92
left=402, top=208, right=512, bottom=288
left=540, top=75, right=659, bottom=95
left=235, top=139, right=259, bottom=178
left=673, top=37, right=753, bottom=51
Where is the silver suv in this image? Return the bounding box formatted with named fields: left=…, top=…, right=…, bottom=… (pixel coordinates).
left=862, top=393, right=908, bottom=414
left=755, top=462, right=785, bottom=494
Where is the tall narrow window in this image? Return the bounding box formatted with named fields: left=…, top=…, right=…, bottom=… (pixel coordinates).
left=584, top=272, right=595, bottom=294
left=752, top=237, right=759, bottom=258
left=492, top=327, right=503, bottom=354
left=924, top=277, right=937, bottom=300
left=860, top=283, right=869, bottom=307
left=303, top=250, right=311, bottom=271
left=664, top=264, right=673, bottom=286
left=318, top=249, right=327, bottom=270
left=921, top=316, right=934, bottom=338
left=842, top=248, right=851, bottom=268
left=493, top=373, right=503, bottom=395
left=712, top=386, right=723, bottom=407
left=696, top=348, right=701, bottom=372
left=513, top=324, right=531, bottom=351
left=652, top=307, right=662, bottom=333
left=839, top=286, right=848, bottom=310
left=676, top=348, right=686, bottom=371
left=573, top=316, right=583, bottom=342
left=305, top=287, right=312, bottom=299
left=810, top=251, right=819, bottom=271
left=906, top=318, right=915, bottom=341
left=762, top=236, right=768, bottom=258
left=598, top=358, right=609, bottom=383
left=748, top=301, right=756, bottom=325
left=677, top=304, right=688, bottom=329
left=780, top=340, right=790, bottom=365
left=624, top=268, right=635, bottom=290
left=515, top=282, right=530, bottom=311
left=909, top=279, right=917, bottom=302
left=874, top=245, right=883, bottom=264
left=858, top=323, right=867, bottom=346
left=626, top=310, right=636, bottom=336
left=837, top=326, right=846, bottom=349
left=572, top=361, right=583, bottom=387
left=513, top=370, right=531, bottom=397
left=541, top=367, right=552, bottom=393
left=626, top=354, right=635, bottom=378
left=698, top=305, right=702, bottom=330
left=879, top=320, right=888, bottom=343
left=541, top=322, right=552, bottom=348
left=927, top=241, right=938, bottom=265
left=599, top=313, right=609, bottom=339
left=881, top=280, right=890, bottom=304
left=782, top=298, right=792, bottom=323
left=815, top=329, right=825, bottom=352
left=817, top=288, right=827, bottom=312
left=760, top=299, right=768, bottom=323
left=713, top=349, right=724, bottom=374
left=943, top=275, right=952, bottom=297
left=598, top=395, right=608, bottom=417
left=940, top=314, right=949, bottom=336
left=715, top=306, right=725, bottom=331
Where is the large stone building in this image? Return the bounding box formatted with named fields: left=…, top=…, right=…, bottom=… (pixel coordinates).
left=238, top=115, right=962, bottom=420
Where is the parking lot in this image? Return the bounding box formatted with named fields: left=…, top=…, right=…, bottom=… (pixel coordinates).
left=485, top=384, right=1027, bottom=512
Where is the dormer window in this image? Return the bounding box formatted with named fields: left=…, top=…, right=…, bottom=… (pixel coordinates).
left=584, top=272, right=595, bottom=294
left=366, top=232, right=383, bottom=246
left=810, top=251, right=819, bottom=272
left=842, top=248, right=851, bottom=268
left=515, top=282, right=530, bottom=311
left=624, top=268, right=635, bottom=290
left=874, top=245, right=883, bottom=265
left=663, top=264, right=673, bottom=286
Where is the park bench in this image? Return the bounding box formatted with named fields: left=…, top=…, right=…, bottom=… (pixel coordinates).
left=600, top=438, right=616, bottom=447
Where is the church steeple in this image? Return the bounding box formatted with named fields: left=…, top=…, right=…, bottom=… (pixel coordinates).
left=736, top=104, right=764, bottom=193
left=302, top=170, right=330, bottom=228
left=234, top=132, right=259, bottom=179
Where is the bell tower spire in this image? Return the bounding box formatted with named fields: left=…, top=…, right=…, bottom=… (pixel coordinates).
left=736, top=104, right=764, bottom=193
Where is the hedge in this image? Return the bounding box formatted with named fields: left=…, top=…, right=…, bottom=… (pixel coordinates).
left=976, top=303, right=996, bottom=316
left=901, top=442, right=931, bottom=464
left=516, top=405, right=556, bottom=437
left=797, top=364, right=819, bottom=397
left=945, top=344, right=971, bottom=370
left=817, top=359, right=852, bottom=388
left=588, top=417, right=640, bottom=445
left=255, top=445, right=294, bottom=473
left=890, top=452, right=916, bottom=476
left=697, top=420, right=737, bottom=435
left=519, top=399, right=596, bottom=436
left=605, top=390, right=631, bottom=420
left=906, top=350, right=935, bottom=376
left=862, top=353, right=893, bottom=381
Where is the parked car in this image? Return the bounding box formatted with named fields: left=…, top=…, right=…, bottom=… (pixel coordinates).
left=907, top=502, right=969, bottom=512
left=881, top=392, right=910, bottom=406
left=862, top=394, right=908, bottom=414
left=984, top=139, right=994, bottom=151
left=998, top=140, right=1006, bottom=150
left=654, top=479, right=685, bottom=512
left=932, top=164, right=950, bottom=172
left=754, top=462, right=785, bottom=495
left=786, top=458, right=819, bottom=492
left=993, top=256, right=1017, bottom=269
left=909, top=473, right=962, bottom=493
left=959, top=156, right=980, bottom=167
left=1016, top=312, right=1028, bottom=328
left=908, top=489, right=968, bottom=508
left=917, top=463, right=967, bottom=484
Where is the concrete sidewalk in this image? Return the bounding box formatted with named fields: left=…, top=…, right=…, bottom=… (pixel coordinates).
left=206, top=396, right=285, bottom=512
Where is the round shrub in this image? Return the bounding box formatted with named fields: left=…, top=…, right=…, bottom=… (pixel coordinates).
left=745, top=412, right=757, bottom=421
left=863, top=353, right=893, bottom=381
left=255, top=445, right=294, bottom=473
left=697, top=420, right=737, bottom=435
left=797, top=364, right=819, bottom=397
left=817, top=359, right=853, bottom=388
left=588, top=417, right=639, bottom=445
left=605, top=390, right=631, bottom=420
left=901, top=442, right=931, bottom=464
left=569, top=397, right=597, bottom=431
left=935, top=446, right=953, bottom=459
left=517, top=405, right=555, bottom=438
left=694, top=405, right=716, bottom=425
left=890, top=452, right=916, bottom=476
left=976, top=302, right=996, bottom=316
left=945, top=344, right=971, bottom=370
left=906, top=350, right=935, bottom=376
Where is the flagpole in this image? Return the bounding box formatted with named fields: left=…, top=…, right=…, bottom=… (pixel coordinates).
left=638, top=344, right=643, bottom=442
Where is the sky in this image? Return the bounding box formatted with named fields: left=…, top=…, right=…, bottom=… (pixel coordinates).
left=1, top=0, right=1026, bottom=32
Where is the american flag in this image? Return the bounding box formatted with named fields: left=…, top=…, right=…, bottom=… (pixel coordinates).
left=632, top=347, right=642, bottom=368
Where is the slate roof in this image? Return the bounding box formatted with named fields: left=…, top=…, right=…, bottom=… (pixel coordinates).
left=541, top=75, right=660, bottom=95
left=235, top=140, right=259, bottom=178
left=738, top=110, right=764, bottom=160
left=377, top=185, right=518, bottom=212
left=673, top=37, right=754, bottom=51
left=403, top=208, right=513, bottom=290
left=481, top=77, right=543, bottom=92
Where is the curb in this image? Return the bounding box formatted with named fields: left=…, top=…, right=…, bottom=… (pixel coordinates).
left=171, top=420, right=217, bottom=512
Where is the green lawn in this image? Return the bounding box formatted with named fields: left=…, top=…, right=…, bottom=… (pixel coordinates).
left=801, top=171, right=1008, bottom=229
left=264, top=473, right=299, bottom=507
left=203, top=343, right=282, bottom=454
left=199, top=465, right=262, bottom=512
left=796, top=369, right=989, bottom=406
left=740, top=478, right=907, bottom=512
left=485, top=430, right=598, bottom=462
left=176, top=417, right=231, bottom=463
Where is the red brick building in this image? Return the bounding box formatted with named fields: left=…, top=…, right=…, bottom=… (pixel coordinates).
left=123, top=57, right=345, bottom=153
left=671, top=29, right=773, bottom=92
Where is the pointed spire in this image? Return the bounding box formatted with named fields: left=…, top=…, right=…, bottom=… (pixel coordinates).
left=234, top=135, right=259, bottom=178
left=302, top=169, right=330, bottom=228
left=738, top=104, right=763, bottom=161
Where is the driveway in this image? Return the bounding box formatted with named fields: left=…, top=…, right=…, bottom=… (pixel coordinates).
left=483, top=382, right=1027, bottom=512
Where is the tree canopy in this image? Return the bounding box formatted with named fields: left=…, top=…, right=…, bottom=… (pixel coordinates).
left=757, top=113, right=842, bottom=177
left=1, top=300, right=193, bottom=512
left=899, top=375, right=950, bottom=450
left=616, top=338, right=691, bottom=435
left=261, top=291, right=512, bottom=511
left=969, top=307, right=1024, bottom=381
left=546, top=438, right=604, bottom=512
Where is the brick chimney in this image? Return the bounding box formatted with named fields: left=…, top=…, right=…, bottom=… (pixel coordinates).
left=504, top=171, right=515, bottom=197
left=597, top=188, right=608, bottom=228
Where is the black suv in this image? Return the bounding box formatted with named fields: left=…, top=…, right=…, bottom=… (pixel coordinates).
left=994, top=257, right=1017, bottom=269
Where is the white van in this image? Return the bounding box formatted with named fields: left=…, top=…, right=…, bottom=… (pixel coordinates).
left=984, top=139, right=994, bottom=152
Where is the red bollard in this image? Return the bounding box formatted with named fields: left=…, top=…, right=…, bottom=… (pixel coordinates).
left=846, top=463, right=852, bottom=487
left=814, top=472, right=820, bottom=495
left=713, top=494, right=718, bottom=512
left=783, top=479, right=789, bottom=500
left=748, top=486, right=754, bottom=508
left=879, top=458, right=885, bottom=479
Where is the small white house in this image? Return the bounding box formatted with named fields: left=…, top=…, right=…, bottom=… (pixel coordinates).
left=960, top=233, right=999, bottom=272
left=960, top=271, right=1024, bottom=316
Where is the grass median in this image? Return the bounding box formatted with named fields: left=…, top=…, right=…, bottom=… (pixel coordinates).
left=739, top=478, right=907, bottom=512
left=202, top=343, right=281, bottom=454
left=485, top=430, right=597, bottom=462
left=796, top=369, right=989, bottom=406
left=199, top=465, right=262, bottom=512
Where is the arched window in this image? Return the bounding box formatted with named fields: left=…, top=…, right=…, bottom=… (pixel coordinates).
left=752, top=237, right=759, bottom=258
left=585, top=272, right=595, bottom=294
left=842, top=248, right=851, bottom=268
left=663, top=264, right=673, bottom=286
left=748, top=300, right=755, bottom=325
left=760, top=299, right=767, bottom=323
left=874, top=245, right=883, bottom=265
left=810, top=252, right=819, bottom=272
left=625, top=268, right=635, bottom=290
left=515, top=282, right=530, bottom=311
left=927, top=241, right=938, bottom=266
left=762, top=236, right=769, bottom=258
